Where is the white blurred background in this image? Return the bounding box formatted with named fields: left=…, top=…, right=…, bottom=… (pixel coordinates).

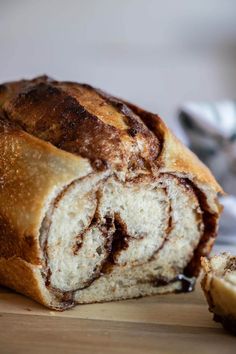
left=1, top=0, right=236, bottom=248
left=1, top=0, right=236, bottom=133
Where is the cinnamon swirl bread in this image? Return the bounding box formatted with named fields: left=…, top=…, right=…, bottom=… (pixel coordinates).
left=0, top=76, right=222, bottom=309
left=202, top=254, right=236, bottom=333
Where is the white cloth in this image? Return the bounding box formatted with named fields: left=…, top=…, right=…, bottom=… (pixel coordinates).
left=179, top=101, right=236, bottom=238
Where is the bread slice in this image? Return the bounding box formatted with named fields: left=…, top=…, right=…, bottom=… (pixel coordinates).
left=0, top=76, right=222, bottom=309
left=201, top=253, right=236, bottom=333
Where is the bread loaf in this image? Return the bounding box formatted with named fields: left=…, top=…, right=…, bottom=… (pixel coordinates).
left=201, top=253, right=236, bottom=333
left=0, top=76, right=222, bottom=309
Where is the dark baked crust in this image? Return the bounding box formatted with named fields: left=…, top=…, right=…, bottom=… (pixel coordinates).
left=1, top=76, right=159, bottom=174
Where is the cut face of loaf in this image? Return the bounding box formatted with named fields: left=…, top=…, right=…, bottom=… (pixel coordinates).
left=42, top=175, right=202, bottom=297
left=0, top=76, right=222, bottom=309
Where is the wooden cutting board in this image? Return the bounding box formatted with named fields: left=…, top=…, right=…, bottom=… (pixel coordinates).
left=0, top=282, right=235, bottom=354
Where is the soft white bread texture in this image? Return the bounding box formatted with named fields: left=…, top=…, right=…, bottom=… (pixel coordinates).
left=201, top=253, right=236, bottom=333
left=0, top=76, right=222, bottom=309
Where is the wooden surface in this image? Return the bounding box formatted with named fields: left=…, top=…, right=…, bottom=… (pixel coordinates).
left=0, top=282, right=236, bottom=354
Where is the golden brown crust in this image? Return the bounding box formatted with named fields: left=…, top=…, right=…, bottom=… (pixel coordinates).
left=0, top=257, right=74, bottom=309
left=0, top=76, right=222, bottom=309
left=0, top=257, right=52, bottom=308
left=0, top=117, right=92, bottom=263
